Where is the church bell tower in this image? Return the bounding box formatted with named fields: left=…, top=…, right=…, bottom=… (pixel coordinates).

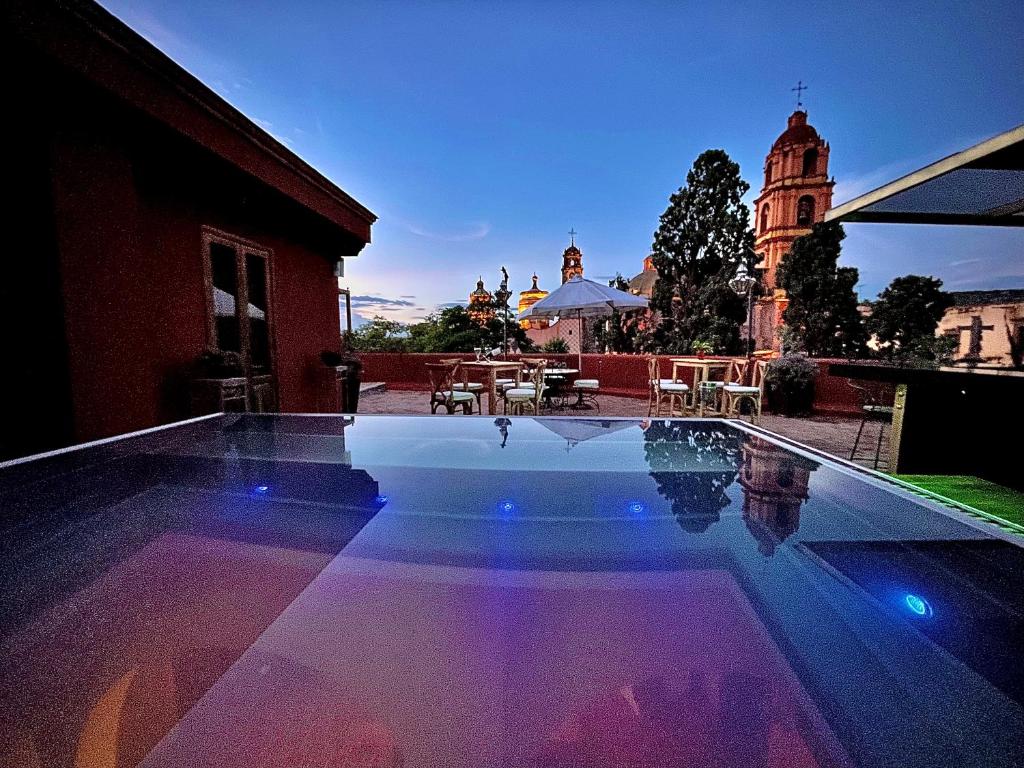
left=751, top=99, right=834, bottom=350
left=560, top=229, right=584, bottom=284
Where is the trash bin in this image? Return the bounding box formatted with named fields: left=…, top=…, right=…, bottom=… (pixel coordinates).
left=342, top=356, right=362, bottom=413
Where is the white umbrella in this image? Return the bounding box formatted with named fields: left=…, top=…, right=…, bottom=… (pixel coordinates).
left=518, top=275, right=648, bottom=369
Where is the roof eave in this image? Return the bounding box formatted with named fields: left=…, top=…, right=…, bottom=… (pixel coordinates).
left=7, top=0, right=377, bottom=245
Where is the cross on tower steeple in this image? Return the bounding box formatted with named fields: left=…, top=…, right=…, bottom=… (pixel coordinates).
left=791, top=80, right=807, bottom=108
left=568, top=228, right=578, bottom=247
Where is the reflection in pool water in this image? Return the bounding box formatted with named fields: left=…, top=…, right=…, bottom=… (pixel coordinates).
left=1, top=414, right=1021, bottom=768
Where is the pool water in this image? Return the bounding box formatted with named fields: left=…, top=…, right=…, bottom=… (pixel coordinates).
left=1, top=414, right=1021, bottom=767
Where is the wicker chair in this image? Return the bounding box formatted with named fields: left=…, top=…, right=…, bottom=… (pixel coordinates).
left=723, top=360, right=767, bottom=424
left=426, top=362, right=475, bottom=414
left=504, top=360, right=546, bottom=415
left=441, top=357, right=484, bottom=412
left=648, top=357, right=689, bottom=417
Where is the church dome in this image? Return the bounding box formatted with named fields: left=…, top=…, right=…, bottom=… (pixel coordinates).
left=772, top=110, right=819, bottom=149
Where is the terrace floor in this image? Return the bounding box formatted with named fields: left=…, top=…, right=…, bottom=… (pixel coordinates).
left=358, top=387, right=890, bottom=470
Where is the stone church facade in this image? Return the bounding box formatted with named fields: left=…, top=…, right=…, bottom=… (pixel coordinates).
left=751, top=110, right=835, bottom=351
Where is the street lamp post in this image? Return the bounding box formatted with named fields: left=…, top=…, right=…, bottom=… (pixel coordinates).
left=729, top=261, right=758, bottom=369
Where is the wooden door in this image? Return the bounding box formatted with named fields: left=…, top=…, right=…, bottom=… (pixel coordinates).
left=202, top=227, right=277, bottom=412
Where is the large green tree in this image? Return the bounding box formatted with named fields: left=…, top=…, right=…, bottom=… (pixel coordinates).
left=348, top=316, right=410, bottom=352
left=407, top=304, right=533, bottom=353
left=649, top=150, right=755, bottom=354
left=867, top=275, right=954, bottom=364
left=776, top=222, right=866, bottom=357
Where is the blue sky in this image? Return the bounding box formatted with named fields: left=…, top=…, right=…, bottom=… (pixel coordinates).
left=100, top=0, right=1024, bottom=325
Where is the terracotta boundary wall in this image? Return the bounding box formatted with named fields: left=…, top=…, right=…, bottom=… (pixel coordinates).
left=358, top=353, right=864, bottom=416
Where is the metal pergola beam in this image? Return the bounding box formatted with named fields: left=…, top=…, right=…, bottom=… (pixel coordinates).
left=825, top=123, right=1024, bottom=227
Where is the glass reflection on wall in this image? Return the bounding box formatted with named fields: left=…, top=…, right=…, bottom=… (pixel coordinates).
left=245, top=252, right=271, bottom=375
left=210, top=241, right=240, bottom=353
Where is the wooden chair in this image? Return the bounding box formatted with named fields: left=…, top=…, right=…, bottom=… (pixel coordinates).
left=723, top=360, right=767, bottom=424
left=426, top=362, right=475, bottom=414
left=442, top=357, right=484, bottom=412
left=648, top=357, right=689, bottom=417
left=571, top=377, right=601, bottom=412
left=504, top=360, right=546, bottom=415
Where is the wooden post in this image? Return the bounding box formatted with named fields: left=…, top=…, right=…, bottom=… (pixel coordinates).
left=888, top=383, right=908, bottom=473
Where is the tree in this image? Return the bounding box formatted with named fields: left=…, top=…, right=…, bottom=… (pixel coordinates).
left=541, top=337, right=569, bottom=353
left=349, top=316, right=410, bottom=352
left=649, top=150, right=755, bottom=355
left=404, top=304, right=535, bottom=353
left=867, top=275, right=954, bottom=364
left=776, top=222, right=866, bottom=358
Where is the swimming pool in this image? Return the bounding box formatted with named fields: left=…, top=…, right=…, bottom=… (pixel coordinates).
left=1, top=414, right=1021, bottom=767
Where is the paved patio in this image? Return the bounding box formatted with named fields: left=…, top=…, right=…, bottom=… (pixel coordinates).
left=357, top=387, right=890, bottom=470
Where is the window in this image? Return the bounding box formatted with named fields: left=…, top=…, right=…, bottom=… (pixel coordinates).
left=202, top=228, right=274, bottom=377
left=765, top=161, right=773, bottom=185
left=760, top=204, right=770, bottom=234
left=802, top=148, right=818, bottom=176
left=797, top=196, right=815, bottom=226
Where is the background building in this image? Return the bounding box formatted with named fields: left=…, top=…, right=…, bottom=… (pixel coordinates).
left=751, top=109, right=835, bottom=350
left=518, top=274, right=550, bottom=329
left=467, top=277, right=495, bottom=325
left=939, top=290, right=1024, bottom=368
left=628, top=256, right=658, bottom=298
left=560, top=237, right=585, bottom=283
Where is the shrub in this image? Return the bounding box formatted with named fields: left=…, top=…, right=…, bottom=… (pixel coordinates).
left=764, top=354, right=819, bottom=416
left=541, top=337, right=569, bottom=353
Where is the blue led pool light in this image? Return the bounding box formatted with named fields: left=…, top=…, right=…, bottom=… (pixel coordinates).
left=375, top=494, right=389, bottom=506
left=496, top=499, right=518, bottom=517
left=627, top=500, right=647, bottom=516
left=904, top=593, right=933, bottom=617
left=253, top=485, right=270, bottom=495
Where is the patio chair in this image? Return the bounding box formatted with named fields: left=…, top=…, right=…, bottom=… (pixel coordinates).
left=648, top=357, right=689, bottom=417
left=723, top=360, right=767, bottom=424
left=441, top=357, right=484, bottom=412
left=848, top=379, right=895, bottom=470
left=426, top=362, right=475, bottom=414
left=504, top=361, right=547, bottom=415
left=572, top=377, right=600, bottom=412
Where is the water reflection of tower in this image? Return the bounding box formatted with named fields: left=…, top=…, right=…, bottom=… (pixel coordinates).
left=738, top=436, right=816, bottom=555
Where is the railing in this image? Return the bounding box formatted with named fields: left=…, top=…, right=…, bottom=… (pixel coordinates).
left=357, top=352, right=865, bottom=416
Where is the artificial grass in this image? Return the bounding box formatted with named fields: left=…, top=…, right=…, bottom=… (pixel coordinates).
left=893, top=475, right=1024, bottom=529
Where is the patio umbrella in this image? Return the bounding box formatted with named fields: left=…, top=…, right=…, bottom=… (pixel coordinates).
left=518, top=275, right=649, bottom=369
left=537, top=418, right=635, bottom=451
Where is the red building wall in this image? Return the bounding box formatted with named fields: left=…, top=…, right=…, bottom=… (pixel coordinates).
left=13, top=49, right=357, bottom=448
left=358, top=353, right=864, bottom=416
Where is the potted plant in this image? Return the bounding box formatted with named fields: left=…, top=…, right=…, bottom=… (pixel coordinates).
left=325, top=339, right=364, bottom=413
left=691, top=340, right=714, bottom=359
left=764, top=354, right=819, bottom=415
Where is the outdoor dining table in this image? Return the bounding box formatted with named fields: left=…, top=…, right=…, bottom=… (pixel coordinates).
left=669, top=358, right=732, bottom=412
left=541, top=368, right=579, bottom=409
left=460, top=360, right=524, bottom=415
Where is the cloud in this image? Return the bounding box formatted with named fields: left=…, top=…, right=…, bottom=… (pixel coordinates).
left=435, top=301, right=466, bottom=310
left=405, top=221, right=491, bottom=242
left=399, top=295, right=417, bottom=299
left=350, top=294, right=415, bottom=307
left=948, top=258, right=984, bottom=267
